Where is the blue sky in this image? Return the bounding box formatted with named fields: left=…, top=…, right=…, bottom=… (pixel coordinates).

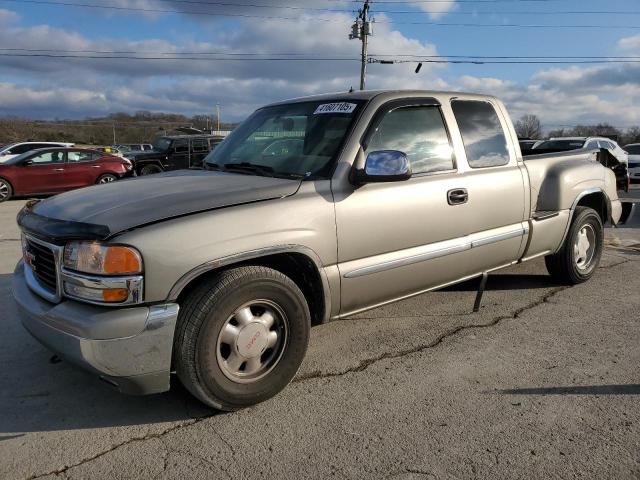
left=0, top=0, right=639, bottom=130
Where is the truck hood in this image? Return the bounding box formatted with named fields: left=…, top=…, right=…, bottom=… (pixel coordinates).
left=21, top=170, right=301, bottom=241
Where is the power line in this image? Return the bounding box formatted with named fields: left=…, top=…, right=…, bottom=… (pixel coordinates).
left=2, top=52, right=640, bottom=64
left=338, top=0, right=572, bottom=3
left=3, top=0, right=640, bottom=28
left=0, top=53, right=361, bottom=60
left=2, top=48, right=640, bottom=61
left=130, top=0, right=640, bottom=15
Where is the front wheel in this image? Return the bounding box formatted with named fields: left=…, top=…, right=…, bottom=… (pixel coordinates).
left=174, top=266, right=311, bottom=410
left=96, top=173, right=118, bottom=184
left=545, top=206, right=603, bottom=284
left=139, top=164, right=163, bottom=176
left=0, top=178, right=12, bottom=202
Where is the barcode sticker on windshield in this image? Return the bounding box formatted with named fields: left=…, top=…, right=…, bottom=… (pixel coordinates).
left=313, top=102, right=357, bottom=115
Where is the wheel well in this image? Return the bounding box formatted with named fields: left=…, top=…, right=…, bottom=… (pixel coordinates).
left=0, top=176, right=13, bottom=196
left=137, top=162, right=164, bottom=174
left=175, top=252, right=326, bottom=326
left=576, top=192, right=608, bottom=224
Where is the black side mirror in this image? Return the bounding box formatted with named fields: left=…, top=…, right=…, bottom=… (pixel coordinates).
left=351, top=149, right=412, bottom=185
left=23, top=159, right=33, bottom=166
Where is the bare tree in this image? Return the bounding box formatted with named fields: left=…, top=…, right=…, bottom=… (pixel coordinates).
left=515, top=114, right=543, bottom=139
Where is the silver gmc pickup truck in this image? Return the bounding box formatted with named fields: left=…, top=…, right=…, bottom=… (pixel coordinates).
left=13, top=90, right=622, bottom=410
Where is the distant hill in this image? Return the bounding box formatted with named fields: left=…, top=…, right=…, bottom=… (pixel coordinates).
left=0, top=111, right=237, bottom=145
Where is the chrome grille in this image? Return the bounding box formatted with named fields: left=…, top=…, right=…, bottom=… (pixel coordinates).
left=25, top=237, right=58, bottom=293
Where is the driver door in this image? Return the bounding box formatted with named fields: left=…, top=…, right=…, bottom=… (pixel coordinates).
left=334, top=101, right=472, bottom=315
left=167, top=140, right=189, bottom=170
left=18, top=151, right=67, bottom=194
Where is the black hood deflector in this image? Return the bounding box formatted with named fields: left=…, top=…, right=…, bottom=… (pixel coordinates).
left=18, top=170, right=301, bottom=243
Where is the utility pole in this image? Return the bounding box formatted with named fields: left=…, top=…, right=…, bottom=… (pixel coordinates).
left=112, top=122, right=116, bottom=145
left=216, top=104, right=221, bottom=132
left=349, top=0, right=373, bottom=90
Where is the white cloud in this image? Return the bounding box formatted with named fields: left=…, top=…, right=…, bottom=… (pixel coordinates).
left=1, top=6, right=640, bottom=131
left=618, top=34, right=640, bottom=52
left=0, top=9, right=443, bottom=119
left=414, top=1, right=457, bottom=19
left=452, top=64, right=640, bottom=128
left=0, top=8, right=19, bottom=24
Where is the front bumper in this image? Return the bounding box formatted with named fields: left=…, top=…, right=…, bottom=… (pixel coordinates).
left=611, top=198, right=623, bottom=224
left=12, top=261, right=179, bottom=395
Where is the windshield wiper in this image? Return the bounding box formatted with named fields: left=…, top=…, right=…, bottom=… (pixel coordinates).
left=223, top=162, right=275, bottom=177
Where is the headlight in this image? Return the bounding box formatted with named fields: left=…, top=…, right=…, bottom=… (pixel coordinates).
left=63, top=241, right=142, bottom=275
left=62, top=242, right=143, bottom=305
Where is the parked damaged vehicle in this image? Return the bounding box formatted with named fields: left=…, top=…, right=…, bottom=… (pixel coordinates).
left=524, top=137, right=630, bottom=192
left=0, top=147, right=133, bottom=202
left=13, top=90, right=622, bottom=410
left=127, top=135, right=224, bottom=175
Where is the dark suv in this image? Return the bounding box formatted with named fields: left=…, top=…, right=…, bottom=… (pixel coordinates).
left=127, top=135, right=224, bottom=175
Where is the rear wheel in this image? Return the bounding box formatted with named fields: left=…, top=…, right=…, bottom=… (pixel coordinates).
left=545, top=206, right=603, bottom=284
left=96, top=173, right=118, bottom=184
left=175, top=266, right=311, bottom=411
left=0, top=178, right=12, bottom=202
left=140, top=164, right=163, bottom=176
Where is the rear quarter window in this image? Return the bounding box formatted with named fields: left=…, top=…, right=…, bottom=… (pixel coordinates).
left=451, top=100, right=510, bottom=168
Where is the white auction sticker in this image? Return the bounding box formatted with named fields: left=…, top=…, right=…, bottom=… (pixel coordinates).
left=313, top=102, right=357, bottom=115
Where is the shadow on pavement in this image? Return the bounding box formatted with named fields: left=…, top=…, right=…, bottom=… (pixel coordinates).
left=498, top=384, right=640, bottom=395
left=0, top=273, right=216, bottom=437
left=443, top=273, right=560, bottom=292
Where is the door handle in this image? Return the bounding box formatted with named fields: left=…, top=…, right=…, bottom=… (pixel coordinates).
left=447, top=188, right=468, bottom=205
left=91, top=165, right=101, bottom=168
left=53, top=168, right=65, bottom=172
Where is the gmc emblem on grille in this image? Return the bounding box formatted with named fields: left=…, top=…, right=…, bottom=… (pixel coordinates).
left=24, top=250, right=36, bottom=270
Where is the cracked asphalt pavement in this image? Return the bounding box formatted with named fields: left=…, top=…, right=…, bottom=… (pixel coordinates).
left=1, top=193, right=639, bottom=479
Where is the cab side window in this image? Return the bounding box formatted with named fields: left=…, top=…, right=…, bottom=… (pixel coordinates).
left=192, top=139, right=208, bottom=153
left=173, top=140, right=188, bottom=154
left=67, top=151, right=94, bottom=163
left=365, top=106, right=454, bottom=175
left=451, top=100, right=510, bottom=168
left=29, top=152, right=64, bottom=164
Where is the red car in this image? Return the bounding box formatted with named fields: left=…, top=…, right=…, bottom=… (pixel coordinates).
left=0, top=147, right=133, bottom=202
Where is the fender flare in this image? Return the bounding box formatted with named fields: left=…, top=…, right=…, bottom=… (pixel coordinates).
left=166, top=244, right=332, bottom=324
left=555, top=187, right=611, bottom=253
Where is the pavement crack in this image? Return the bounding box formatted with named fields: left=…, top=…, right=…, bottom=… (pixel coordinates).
left=296, top=286, right=569, bottom=383
left=297, top=256, right=634, bottom=384
left=25, top=417, right=213, bottom=480
left=209, top=425, right=244, bottom=479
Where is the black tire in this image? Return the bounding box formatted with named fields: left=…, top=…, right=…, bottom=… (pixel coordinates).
left=174, top=266, right=311, bottom=411
left=139, top=164, right=163, bottom=176
left=545, top=206, right=603, bottom=285
left=0, top=177, right=12, bottom=202
left=96, top=173, right=118, bottom=184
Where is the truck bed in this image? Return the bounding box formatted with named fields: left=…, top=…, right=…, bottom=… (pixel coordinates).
left=523, top=147, right=628, bottom=192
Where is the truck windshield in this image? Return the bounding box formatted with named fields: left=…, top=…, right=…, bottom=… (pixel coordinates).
left=204, top=100, right=364, bottom=179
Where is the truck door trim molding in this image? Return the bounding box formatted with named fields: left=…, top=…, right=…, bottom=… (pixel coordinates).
left=343, top=223, right=528, bottom=279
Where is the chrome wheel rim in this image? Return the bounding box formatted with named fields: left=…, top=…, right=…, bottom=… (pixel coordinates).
left=0, top=181, right=8, bottom=200
left=574, top=223, right=596, bottom=271
left=216, top=300, right=288, bottom=384
left=99, top=175, right=116, bottom=184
